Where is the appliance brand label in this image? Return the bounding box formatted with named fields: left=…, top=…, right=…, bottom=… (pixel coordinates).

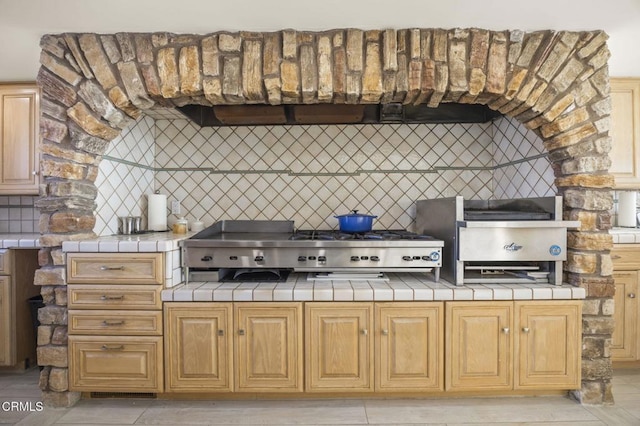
left=503, top=242, right=523, bottom=252
left=549, top=245, right=562, bottom=256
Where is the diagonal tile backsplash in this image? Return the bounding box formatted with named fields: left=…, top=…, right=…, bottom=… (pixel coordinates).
left=94, top=113, right=555, bottom=236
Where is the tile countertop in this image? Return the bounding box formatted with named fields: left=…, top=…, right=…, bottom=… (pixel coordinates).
left=610, top=227, right=640, bottom=244
left=0, top=233, right=41, bottom=248
left=161, top=272, right=586, bottom=302
left=62, top=231, right=194, bottom=252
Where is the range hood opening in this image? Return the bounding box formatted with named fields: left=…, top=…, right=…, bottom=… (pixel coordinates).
left=176, top=103, right=502, bottom=127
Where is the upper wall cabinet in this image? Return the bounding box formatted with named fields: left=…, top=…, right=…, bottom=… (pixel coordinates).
left=610, top=78, right=640, bottom=189
left=0, top=84, right=40, bottom=195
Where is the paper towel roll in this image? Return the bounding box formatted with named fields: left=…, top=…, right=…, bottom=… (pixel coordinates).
left=147, top=193, right=168, bottom=231
left=618, top=191, right=638, bottom=227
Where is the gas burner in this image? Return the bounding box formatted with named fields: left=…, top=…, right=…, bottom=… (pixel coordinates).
left=290, top=229, right=434, bottom=241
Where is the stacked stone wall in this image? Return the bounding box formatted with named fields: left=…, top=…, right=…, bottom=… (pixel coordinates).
left=35, top=28, right=614, bottom=406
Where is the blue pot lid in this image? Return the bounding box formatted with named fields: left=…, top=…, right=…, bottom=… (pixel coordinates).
left=334, top=209, right=377, bottom=219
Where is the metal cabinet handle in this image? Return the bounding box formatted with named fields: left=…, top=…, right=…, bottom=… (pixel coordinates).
left=629, top=293, right=636, bottom=299
left=100, top=295, right=124, bottom=301
left=101, top=345, right=124, bottom=351
left=381, top=329, right=389, bottom=336
left=102, top=320, right=125, bottom=326
left=361, top=329, right=368, bottom=336
left=32, top=170, right=39, bottom=176
left=502, top=327, right=510, bottom=334
left=218, top=330, right=224, bottom=336
left=100, top=265, right=125, bottom=271
left=238, top=329, right=245, bottom=336
left=522, top=327, right=530, bottom=333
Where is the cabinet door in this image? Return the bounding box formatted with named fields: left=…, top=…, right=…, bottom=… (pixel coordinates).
left=610, top=78, right=640, bottom=189
left=164, top=303, right=232, bottom=392
left=0, top=277, right=11, bottom=366
left=514, top=301, right=581, bottom=389
left=68, top=335, right=163, bottom=392
left=611, top=272, right=638, bottom=361
left=235, top=303, right=302, bottom=392
left=305, top=302, right=373, bottom=392
left=0, top=85, right=39, bottom=195
left=446, top=302, right=513, bottom=391
left=375, top=302, right=443, bottom=391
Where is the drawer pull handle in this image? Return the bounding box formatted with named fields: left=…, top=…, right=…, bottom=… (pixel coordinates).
left=238, top=329, right=245, bottom=336
left=100, top=265, right=125, bottom=271
left=361, top=329, right=368, bottom=336
left=100, top=295, right=124, bottom=301
left=218, top=330, right=224, bottom=336
left=102, top=320, right=125, bottom=326
left=381, top=329, right=389, bottom=336
left=522, top=327, right=530, bottom=333
left=502, top=327, right=510, bottom=334
left=101, top=345, right=124, bottom=351
left=630, top=293, right=636, bottom=299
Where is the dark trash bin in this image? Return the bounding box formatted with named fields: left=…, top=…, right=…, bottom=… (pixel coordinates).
left=28, top=295, right=44, bottom=335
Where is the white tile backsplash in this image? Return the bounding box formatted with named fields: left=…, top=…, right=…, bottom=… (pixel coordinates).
left=94, top=113, right=556, bottom=235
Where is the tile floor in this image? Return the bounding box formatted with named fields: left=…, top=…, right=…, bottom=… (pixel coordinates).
left=0, top=368, right=639, bottom=425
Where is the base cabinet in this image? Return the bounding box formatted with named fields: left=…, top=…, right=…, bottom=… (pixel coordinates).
left=446, top=300, right=581, bottom=392
left=164, top=303, right=233, bottom=392
left=68, top=336, right=163, bottom=392
left=611, top=272, right=638, bottom=361
left=611, top=245, right=640, bottom=362
left=305, top=302, right=374, bottom=392
left=164, top=302, right=302, bottom=393
left=0, top=277, right=10, bottom=365
left=375, top=302, right=443, bottom=391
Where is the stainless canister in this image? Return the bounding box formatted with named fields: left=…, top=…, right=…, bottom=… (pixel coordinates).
left=118, top=216, right=136, bottom=234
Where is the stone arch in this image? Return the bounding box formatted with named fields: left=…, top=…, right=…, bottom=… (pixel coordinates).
left=35, top=28, right=614, bottom=406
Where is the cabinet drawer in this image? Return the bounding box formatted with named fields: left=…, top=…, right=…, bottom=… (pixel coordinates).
left=0, top=249, right=11, bottom=274
left=612, top=245, right=640, bottom=270
left=68, top=285, right=162, bottom=310
left=67, top=253, right=164, bottom=284
left=69, top=335, right=163, bottom=392
left=69, top=310, right=163, bottom=336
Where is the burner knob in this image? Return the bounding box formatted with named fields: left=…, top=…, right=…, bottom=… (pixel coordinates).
left=429, top=251, right=441, bottom=261
left=201, top=255, right=212, bottom=262
left=402, top=256, right=413, bottom=261
left=350, top=256, right=360, bottom=262
left=370, top=256, right=380, bottom=262
left=254, top=256, right=264, bottom=262
left=298, top=256, right=307, bottom=262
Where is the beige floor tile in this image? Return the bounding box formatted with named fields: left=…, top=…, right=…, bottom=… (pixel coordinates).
left=137, top=399, right=368, bottom=425
left=364, top=397, right=599, bottom=424
left=54, top=398, right=153, bottom=425
left=585, top=405, right=640, bottom=426
left=14, top=407, right=68, bottom=426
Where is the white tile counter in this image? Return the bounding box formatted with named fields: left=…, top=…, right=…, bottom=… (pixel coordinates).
left=161, top=273, right=586, bottom=302
left=0, top=233, right=40, bottom=248
left=610, top=227, right=640, bottom=244
left=62, top=231, right=194, bottom=253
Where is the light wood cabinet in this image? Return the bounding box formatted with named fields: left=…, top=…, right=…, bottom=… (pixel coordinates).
left=612, top=244, right=640, bottom=362
left=0, top=249, right=40, bottom=369
left=610, top=78, right=640, bottom=189
left=514, top=301, right=581, bottom=389
left=375, top=302, right=443, bottom=391
left=164, top=302, right=302, bottom=393
left=235, top=303, right=303, bottom=392
left=446, top=300, right=581, bottom=391
left=68, top=335, right=163, bottom=392
left=0, top=84, right=40, bottom=195
left=305, top=302, right=374, bottom=392
left=67, top=251, right=164, bottom=392
left=446, top=302, right=513, bottom=391
left=611, top=272, right=638, bottom=361
left=0, top=277, right=10, bottom=365
left=164, top=303, right=233, bottom=392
